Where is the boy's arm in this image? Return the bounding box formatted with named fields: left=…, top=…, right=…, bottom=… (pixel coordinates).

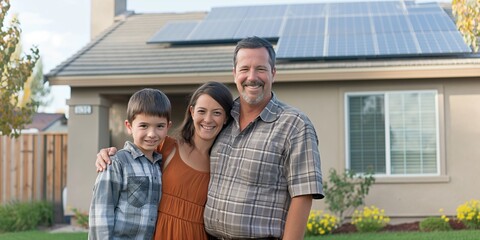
left=89, top=158, right=123, bottom=239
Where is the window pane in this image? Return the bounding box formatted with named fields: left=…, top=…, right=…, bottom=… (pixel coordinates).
left=388, top=92, right=437, bottom=175
left=348, top=95, right=386, bottom=174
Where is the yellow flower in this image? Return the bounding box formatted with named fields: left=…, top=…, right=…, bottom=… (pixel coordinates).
left=307, top=223, right=312, bottom=231
left=305, top=210, right=338, bottom=236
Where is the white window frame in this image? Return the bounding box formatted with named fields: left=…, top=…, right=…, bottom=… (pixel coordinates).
left=345, top=90, right=441, bottom=177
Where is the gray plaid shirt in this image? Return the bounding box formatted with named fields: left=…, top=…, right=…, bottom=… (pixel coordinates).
left=205, top=93, right=324, bottom=239
left=89, top=141, right=162, bottom=240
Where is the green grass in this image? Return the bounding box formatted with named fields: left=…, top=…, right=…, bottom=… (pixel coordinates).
left=306, top=230, right=480, bottom=240
left=0, top=231, right=87, bottom=240
left=1, top=229, right=479, bottom=240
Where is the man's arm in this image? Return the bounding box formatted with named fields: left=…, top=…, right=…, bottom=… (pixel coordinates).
left=283, top=195, right=312, bottom=240
left=96, top=147, right=118, bottom=172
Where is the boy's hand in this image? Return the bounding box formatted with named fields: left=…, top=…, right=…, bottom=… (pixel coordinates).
left=96, top=147, right=117, bottom=172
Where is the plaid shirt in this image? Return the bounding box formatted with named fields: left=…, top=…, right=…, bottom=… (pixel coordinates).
left=204, top=93, right=324, bottom=239
left=89, top=141, right=162, bottom=240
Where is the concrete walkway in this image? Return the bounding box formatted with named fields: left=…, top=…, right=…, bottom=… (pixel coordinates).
left=48, top=224, right=88, bottom=233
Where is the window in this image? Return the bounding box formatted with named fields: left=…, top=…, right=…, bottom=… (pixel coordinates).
left=346, top=91, right=439, bottom=176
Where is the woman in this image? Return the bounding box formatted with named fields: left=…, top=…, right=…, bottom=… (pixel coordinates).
left=96, top=82, right=233, bottom=239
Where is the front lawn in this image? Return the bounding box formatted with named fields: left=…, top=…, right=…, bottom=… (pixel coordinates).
left=0, top=231, right=87, bottom=240
left=1, top=229, right=479, bottom=240
left=306, top=229, right=480, bottom=240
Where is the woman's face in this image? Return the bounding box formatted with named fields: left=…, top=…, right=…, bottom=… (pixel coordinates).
left=190, top=94, right=227, bottom=142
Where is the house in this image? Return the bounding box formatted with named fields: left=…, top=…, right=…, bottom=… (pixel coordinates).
left=45, top=0, right=480, bottom=223
left=22, top=112, right=68, bottom=133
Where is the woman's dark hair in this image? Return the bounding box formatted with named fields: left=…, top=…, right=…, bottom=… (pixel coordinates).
left=178, top=81, right=233, bottom=146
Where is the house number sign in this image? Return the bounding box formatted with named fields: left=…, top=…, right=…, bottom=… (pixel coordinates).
left=74, top=105, right=92, bottom=115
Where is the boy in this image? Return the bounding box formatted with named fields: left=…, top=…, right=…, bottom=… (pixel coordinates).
left=89, top=88, right=171, bottom=239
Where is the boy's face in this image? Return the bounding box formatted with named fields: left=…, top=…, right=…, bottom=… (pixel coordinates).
left=125, top=113, right=170, bottom=157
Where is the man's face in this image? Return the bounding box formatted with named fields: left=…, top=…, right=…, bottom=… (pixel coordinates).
left=233, top=47, right=276, bottom=106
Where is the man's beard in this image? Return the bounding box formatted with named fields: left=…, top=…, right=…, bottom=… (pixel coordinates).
left=241, top=90, right=264, bottom=105
left=241, top=80, right=264, bottom=105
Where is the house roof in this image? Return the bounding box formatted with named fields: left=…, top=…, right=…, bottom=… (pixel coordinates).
left=24, top=113, right=67, bottom=131
left=45, top=5, right=480, bottom=87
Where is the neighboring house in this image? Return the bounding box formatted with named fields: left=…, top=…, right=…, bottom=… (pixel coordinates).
left=22, top=113, right=68, bottom=133
left=45, top=0, right=480, bottom=223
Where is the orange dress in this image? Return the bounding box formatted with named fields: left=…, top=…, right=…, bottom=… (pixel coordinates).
left=153, top=136, right=210, bottom=240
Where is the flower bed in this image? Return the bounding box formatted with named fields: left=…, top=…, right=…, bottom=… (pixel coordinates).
left=332, top=219, right=467, bottom=234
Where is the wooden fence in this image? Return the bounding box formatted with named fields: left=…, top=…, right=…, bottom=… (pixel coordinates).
left=0, top=133, right=68, bottom=223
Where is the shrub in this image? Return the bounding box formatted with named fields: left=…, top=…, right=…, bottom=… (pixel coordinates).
left=456, top=199, right=480, bottom=229
left=351, top=205, right=390, bottom=232
left=0, top=201, right=53, bottom=232
left=323, top=168, right=375, bottom=223
left=305, top=210, right=338, bottom=236
left=420, top=215, right=452, bottom=232
left=71, top=207, right=89, bottom=229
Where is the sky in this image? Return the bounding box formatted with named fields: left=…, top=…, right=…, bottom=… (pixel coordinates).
left=9, top=0, right=449, bottom=115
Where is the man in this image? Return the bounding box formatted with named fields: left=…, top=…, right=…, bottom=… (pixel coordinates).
left=204, top=36, right=324, bottom=240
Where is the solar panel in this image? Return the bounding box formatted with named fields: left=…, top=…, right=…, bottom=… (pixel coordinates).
left=409, top=13, right=458, bottom=32
left=276, top=35, right=325, bottom=58
left=189, top=5, right=286, bottom=41
left=372, top=15, right=411, bottom=33
left=147, top=21, right=199, bottom=43
left=244, top=4, right=287, bottom=18
left=281, top=17, right=326, bottom=37
left=234, top=18, right=283, bottom=39
left=328, top=16, right=373, bottom=35
left=149, top=0, right=472, bottom=58
left=368, top=1, right=404, bottom=15
left=328, top=2, right=370, bottom=16
left=327, top=34, right=376, bottom=57
left=416, top=31, right=471, bottom=54
left=188, top=19, right=242, bottom=41
left=286, top=3, right=327, bottom=17
left=407, top=3, right=445, bottom=14
left=275, top=1, right=471, bottom=59
left=377, top=32, right=419, bottom=55
left=206, top=6, right=249, bottom=20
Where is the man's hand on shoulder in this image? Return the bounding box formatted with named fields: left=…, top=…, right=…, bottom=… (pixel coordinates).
left=96, top=147, right=117, bottom=172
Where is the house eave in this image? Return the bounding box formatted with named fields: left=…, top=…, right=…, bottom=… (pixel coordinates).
left=48, top=64, right=480, bottom=87
left=47, top=72, right=234, bottom=87
left=277, top=64, right=480, bottom=82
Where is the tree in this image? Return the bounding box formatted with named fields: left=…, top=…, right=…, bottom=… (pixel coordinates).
left=17, top=55, right=51, bottom=108
left=9, top=13, right=50, bottom=108
left=452, top=0, right=480, bottom=52
left=10, top=15, right=51, bottom=109
left=0, top=0, right=40, bottom=138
